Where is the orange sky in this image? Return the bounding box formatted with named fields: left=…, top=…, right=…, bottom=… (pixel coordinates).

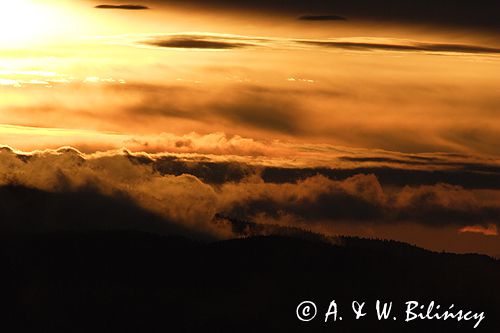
left=1, top=1, right=499, bottom=154
left=0, top=0, right=499, bottom=256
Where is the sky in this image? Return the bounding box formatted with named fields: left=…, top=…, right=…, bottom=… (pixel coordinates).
left=0, top=0, right=499, bottom=256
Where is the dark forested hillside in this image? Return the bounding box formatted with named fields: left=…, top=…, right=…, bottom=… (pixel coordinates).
left=1, top=230, right=498, bottom=332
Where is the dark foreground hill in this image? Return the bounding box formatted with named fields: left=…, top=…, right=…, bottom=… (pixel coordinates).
left=0, top=231, right=498, bottom=332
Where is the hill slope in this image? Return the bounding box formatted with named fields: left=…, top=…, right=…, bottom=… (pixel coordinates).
left=1, top=231, right=498, bottom=332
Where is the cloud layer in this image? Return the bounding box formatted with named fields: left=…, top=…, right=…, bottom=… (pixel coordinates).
left=135, top=33, right=500, bottom=54
left=1, top=146, right=498, bottom=255
left=299, top=39, right=500, bottom=54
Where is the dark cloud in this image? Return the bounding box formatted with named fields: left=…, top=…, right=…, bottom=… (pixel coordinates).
left=151, top=158, right=253, bottom=185
left=125, top=84, right=303, bottom=134
left=298, top=15, right=346, bottom=21
left=300, top=40, right=500, bottom=54
left=225, top=178, right=385, bottom=222
left=260, top=166, right=500, bottom=190
left=140, top=34, right=264, bottom=50
left=122, top=0, right=500, bottom=32
left=145, top=37, right=249, bottom=50
left=212, top=98, right=302, bottom=134
left=358, top=157, right=500, bottom=172
left=136, top=33, right=500, bottom=55
left=95, top=4, right=149, bottom=10
left=128, top=154, right=500, bottom=190
left=219, top=174, right=500, bottom=230
left=394, top=184, right=500, bottom=226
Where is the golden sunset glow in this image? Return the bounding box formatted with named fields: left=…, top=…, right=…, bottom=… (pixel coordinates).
left=1, top=3, right=499, bottom=330
left=0, top=0, right=60, bottom=47
left=0, top=0, right=499, bottom=258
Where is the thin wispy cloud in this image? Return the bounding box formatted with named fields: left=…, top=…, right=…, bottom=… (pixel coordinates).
left=298, top=15, right=346, bottom=21
left=95, top=4, right=149, bottom=10
left=118, top=33, right=500, bottom=55
left=300, top=39, right=500, bottom=54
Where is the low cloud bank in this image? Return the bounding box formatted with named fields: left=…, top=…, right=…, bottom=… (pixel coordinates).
left=1, top=147, right=498, bottom=239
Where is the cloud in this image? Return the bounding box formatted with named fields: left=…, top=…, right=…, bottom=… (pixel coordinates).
left=137, top=34, right=270, bottom=50
left=110, top=78, right=500, bottom=156
left=300, top=40, right=500, bottom=54
left=123, top=84, right=304, bottom=134
left=129, top=33, right=500, bottom=55
left=0, top=146, right=226, bottom=238
left=144, top=37, right=250, bottom=50
left=460, top=224, right=498, bottom=236
left=4, top=65, right=500, bottom=157
left=4, top=76, right=500, bottom=156
left=2, top=123, right=500, bottom=190
left=4, top=146, right=499, bottom=229
left=95, top=4, right=149, bottom=10
left=93, top=140, right=500, bottom=190
left=218, top=174, right=500, bottom=230
left=260, top=165, right=500, bottom=190
left=1, top=146, right=498, bottom=255
left=298, top=15, right=346, bottom=21
left=115, top=0, right=500, bottom=33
